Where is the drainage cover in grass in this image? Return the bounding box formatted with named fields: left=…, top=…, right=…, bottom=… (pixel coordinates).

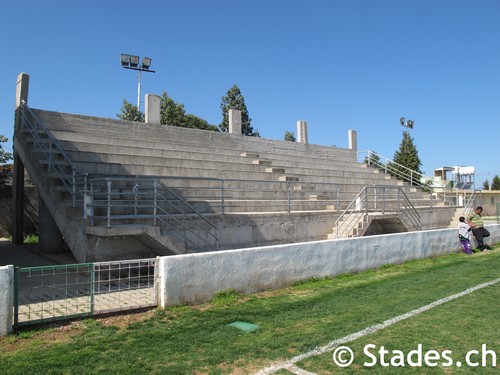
left=226, top=321, right=260, bottom=332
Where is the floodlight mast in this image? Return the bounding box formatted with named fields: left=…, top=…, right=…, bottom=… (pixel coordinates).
left=120, top=54, right=156, bottom=111
left=400, top=116, right=414, bottom=131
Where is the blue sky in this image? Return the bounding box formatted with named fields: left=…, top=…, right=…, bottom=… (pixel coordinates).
left=1, top=0, right=499, bottom=184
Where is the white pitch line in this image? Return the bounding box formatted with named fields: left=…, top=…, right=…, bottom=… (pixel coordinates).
left=255, top=277, right=500, bottom=374
left=284, top=364, right=317, bottom=375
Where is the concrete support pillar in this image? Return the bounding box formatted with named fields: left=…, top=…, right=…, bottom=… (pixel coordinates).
left=228, top=109, right=242, bottom=135
left=12, top=153, right=25, bottom=245
left=348, top=129, right=357, bottom=152
left=38, top=196, right=65, bottom=253
left=297, top=120, right=308, bottom=144
left=145, top=94, right=161, bottom=124
left=13, top=73, right=29, bottom=245
left=0, top=265, right=14, bottom=336
left=16, top=73, right=29, bottom=107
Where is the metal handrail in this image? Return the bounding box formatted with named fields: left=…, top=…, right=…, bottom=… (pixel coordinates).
left=87, top=175, right=342, bottom=214
left=88, top=177, right=219, bottom=251
left=335, top=185, right=421, bottom=238
left=463, top=190, right=480, bottom=218
left=19, top=102, right=87, bottom=206
left=358, top=150, right=435, bottom=190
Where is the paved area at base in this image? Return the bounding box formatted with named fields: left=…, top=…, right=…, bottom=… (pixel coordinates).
left=0, top=238, right=77, bottom=267
left=18, top=288, right=156, bottom=324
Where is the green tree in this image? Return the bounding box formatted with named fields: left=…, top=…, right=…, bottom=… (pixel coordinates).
left=159, top=92, right=219, bottom=131
left=118, top=92, right=218, bottom=131
left=482, top=179, right=490, bottom=190
left=0, top=135, right=12, bottom=186
left=491, top=175, right=500, bottom=190
left=117, top=100, right=145, bottom=122
left=363, top=150, right=382, bottom=169
left=183, top=114, right=219, bottom=131
left=390, top=131, right=423, bottom=185
left=219, top=85, right=259, bottom=136
left=160, top=92, right=186, bottom=126
left=284, top=131, right=296, bottom=142
left=0, top=135, right=12, bottom=164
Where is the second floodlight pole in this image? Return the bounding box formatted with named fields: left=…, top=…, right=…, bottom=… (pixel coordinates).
left=137, top=70, right=142, bottom=110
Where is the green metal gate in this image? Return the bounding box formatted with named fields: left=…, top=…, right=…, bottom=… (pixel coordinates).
left=14, top=263, right=94, bottom=327
left=14, top=259, right=158, bottom=328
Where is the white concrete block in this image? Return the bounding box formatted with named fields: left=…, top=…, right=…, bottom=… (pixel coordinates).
left=228, top=109, right=242, bottom=135
left=145, top=94, right=161, bottom=124
left=297, top=120, right=308, bottom=144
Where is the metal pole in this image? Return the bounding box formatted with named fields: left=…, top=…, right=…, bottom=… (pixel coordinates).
left=137, top=70, right=142, bottom=111
left=221, top=180, right=225, bottom=215
left=336, top=186, right=340, bottom=210
left=107, top=180, right=112, bottom=228
left=153, top=179, right=158, bottom=225
left=287, top=182, right=291, bottom=213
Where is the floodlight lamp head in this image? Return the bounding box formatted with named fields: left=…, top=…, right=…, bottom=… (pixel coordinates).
left=407, top=120, right=414, bottom=129
left=120, top=54, right=130, bottom=66
left=400, top=117, right=405, bottom=126
left=141, top=57, right=152, bottom=70
left=130, top=55, right=140, bottom=67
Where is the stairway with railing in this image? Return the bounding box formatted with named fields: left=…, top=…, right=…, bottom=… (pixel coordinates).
left=16, top=102, right=220, bottom=257
left=19, top=101, right=87, bottom=206
left=358, top=150, right=438, bottom=191
left=332, top=185, right=422, bottom=239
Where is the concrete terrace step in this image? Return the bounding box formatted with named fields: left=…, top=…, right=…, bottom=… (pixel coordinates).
left=53, top=145, right=405, bottom=185
left=53, top=142, right=374, bottom=181
left=45, top=131, right=359, bottom=170
left=33, top=109, right=356, bottom=162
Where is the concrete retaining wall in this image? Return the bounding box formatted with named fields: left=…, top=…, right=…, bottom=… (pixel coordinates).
left=159, top=224, right=500, bottom=306
left=0, top=265, right=14, bottom=336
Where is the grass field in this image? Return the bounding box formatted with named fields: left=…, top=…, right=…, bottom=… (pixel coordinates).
left=1, top=246, right=499, bottom=374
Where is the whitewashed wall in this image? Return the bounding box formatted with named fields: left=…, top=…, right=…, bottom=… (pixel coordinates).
left=2, top=226, right=499, bottom=335
left=159, top=225, right=500, bottom=306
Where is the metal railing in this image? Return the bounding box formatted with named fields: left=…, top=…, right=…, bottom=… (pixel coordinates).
left=462, top=190, right=481, bottom=218
left=87, top=176, right=342, bottom=215
left=19, top=102, right=87, bottom=206
left=88, top=177, right=220, bottom=252
left=358, top=150, right=436, bottom=191
left=335, top=185, right=421, bottom=238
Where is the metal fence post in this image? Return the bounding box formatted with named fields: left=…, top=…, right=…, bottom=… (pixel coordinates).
left=107, top=179, right=112, bottom=228
left=90, top=264, right=95, bottom=315
left=153, top=179, right=158, bottom=225
left=336, top=186, right=340, bottom=210
left=221, top=179, right=225, bottom=215
left=72, top=169, right=76, bottom=207
left=13, top=267, right=19, bottom=327
left=133, top=182, right=139, bottom=217
left=89, top=181, right=95, bottom=226
left=397, top=188, right=401, bottom=213
left=287, top=182, right=291, bottom=213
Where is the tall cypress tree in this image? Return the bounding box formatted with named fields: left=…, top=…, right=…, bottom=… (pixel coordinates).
left=219, top=85, right=259, bottom=136
left=492, top=175, right=500, bottom=190
left=390, top=130, right=423, bottom=184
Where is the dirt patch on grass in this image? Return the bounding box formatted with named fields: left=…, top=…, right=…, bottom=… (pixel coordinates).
left=95, top=309, right=158, bottom=328
left=0, top=309, right=158, bottom=352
